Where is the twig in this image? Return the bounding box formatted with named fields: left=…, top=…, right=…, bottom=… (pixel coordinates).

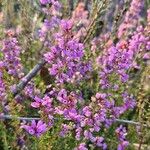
left=0, top=115, right=148, bottom=127
left=0, top=115, right=40, bottom=121
left=115, top=119, right=142, bottom=126
left=13, top=59, right=46, bottom=97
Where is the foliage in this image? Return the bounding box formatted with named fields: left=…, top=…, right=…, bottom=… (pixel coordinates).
left=0, top=0, right=150, bottom=150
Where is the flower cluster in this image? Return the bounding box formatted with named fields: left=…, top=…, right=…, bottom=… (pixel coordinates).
left=0, top=62, right=6, bottom=102
left=72, top=93, right=133, bottom=149
left=51, top=91, right=133, bottom=149
left=31, top=95, right=54, bottom=113
left=39, top=0, right=61, bottom=42
left=29, top=90, right=122, bottom=149
left=118, top=0, right=144, bottom=38
left=99, top=44, right=131, bottom=89
left=59, top=123, right=72, bottom=137
left=71, top=2, right=90, bottom=41
left=44, top=19, right=91, bottom=84
left=1, top=0, right=150, bottom=149
left=143, top=9, right=150, bottom=60
left=74, top=143, right=88, bottom=150
left=1, top=30, right=23, bottom=78
left=99, top=24, right=149, bottom=90
left=40, top=0, right=51, bottom=5
left=20, top=1, right=148, bottom=149
left=21, top=120, right=47, bottom=137
left=116, top=125, right=129, bottom=150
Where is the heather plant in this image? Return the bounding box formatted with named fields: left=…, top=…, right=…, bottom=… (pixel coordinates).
left=0, top=0, right=150, bottom=150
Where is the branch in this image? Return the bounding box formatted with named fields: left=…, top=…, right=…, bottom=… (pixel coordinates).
left=115, top=119, right=144, bottom=126
left=13, top=59, right=46, bottom=97
left=0, top=115, right=148, bottom=127
left=0, top=115, right=40, bottom=121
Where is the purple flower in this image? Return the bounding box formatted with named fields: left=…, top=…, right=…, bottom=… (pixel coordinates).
left=44, top=18, right=91, bottom=84
left=75, top=127, right=82, bottom=140
left=57, top=89, right=67, bottom=103
left=117, top=141, right=129, bottom=150
left=118, top=0, right=144, bottom=37
left=74, top=143, right=88, bottom=150
left=143, top=53, right=150, bottom=60
left=21, top=120, right=47, bottom=137
left=116, top=125, right=129, bottom=150
left=59, top=124, right=71, bottom=137
left=40, top=0, right=51, bottom=5
left=1, top=35, right=23, bottom=78
left=83, top=130, right=92, bottom=139
left=60, top=20, right=73, bottom=30
left=82, top=106, right=92, bottom=117
left=96, top=137, right=104, bottom=146
left=31, top=95, right=53, bottom=112
left=31, top=96, right=42, bottom=108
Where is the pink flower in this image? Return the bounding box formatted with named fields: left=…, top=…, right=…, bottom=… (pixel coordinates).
left=21, top=120, right=47, bottom=137
left=31, top=96, right=41, bottom=108
left=60, top=20, right=73, bottom=30
left=40, top=0, right=51, bottom=5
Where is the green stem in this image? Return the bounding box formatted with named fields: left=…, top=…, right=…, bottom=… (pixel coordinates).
left=0, top=123, right=9, bottom=150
